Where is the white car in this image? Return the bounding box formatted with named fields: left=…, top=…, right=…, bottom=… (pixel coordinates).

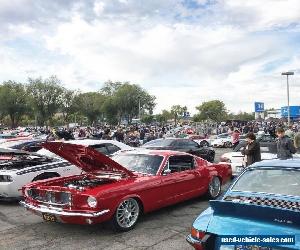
left=220, top=144, right=300, bottom=175
left=211, top=137, right=233, bottom=148
left=37, top=139, right=132, bottom=158
left=0, top=140, right=132, bottom=199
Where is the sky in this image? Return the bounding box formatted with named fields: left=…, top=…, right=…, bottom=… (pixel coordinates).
left=0, top=0, right=300, bottom=115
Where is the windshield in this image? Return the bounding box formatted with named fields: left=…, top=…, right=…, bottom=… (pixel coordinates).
left=112, top=154, right=163, bottom=175
left=232, top=168, right=300, bottom=197
left=142, top=139, right=174, bottom=147
left=0, top=140, right=28, bottom=148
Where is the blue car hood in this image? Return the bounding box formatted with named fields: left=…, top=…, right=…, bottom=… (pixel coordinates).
left=201, top=200, right=300, bottom=248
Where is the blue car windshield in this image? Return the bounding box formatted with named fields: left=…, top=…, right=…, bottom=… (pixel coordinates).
left=232, top=168, right=300, bottom=197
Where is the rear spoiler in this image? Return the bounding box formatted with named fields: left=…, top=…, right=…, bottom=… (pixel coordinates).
left=210, top=200, right=300, bottom=227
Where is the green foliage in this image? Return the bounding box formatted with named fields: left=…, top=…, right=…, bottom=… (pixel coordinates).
left=27, top=76, right=64, bottom=126
left=74, top=92, right=106, bottom=125
left=102, top=83, right=156, bottom=124
left=195, top=100, right=227, bottom=122
left=228, top=112, right=255, bottom=121
left=0, top=81, right=28, bottom=128
left=155, top=109, right=172, bottom=124
left=0, top=78, right=156, bottom=127
left=171, top=105, right=187, bottom=125
left=141, top=114, right=154, bottom=124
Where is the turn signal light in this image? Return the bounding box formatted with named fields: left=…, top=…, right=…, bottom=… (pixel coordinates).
left=191, top=227, right=206, bottom=240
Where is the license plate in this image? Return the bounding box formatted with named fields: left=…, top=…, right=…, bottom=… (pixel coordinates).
left=42, top=213, right=57, bottom=222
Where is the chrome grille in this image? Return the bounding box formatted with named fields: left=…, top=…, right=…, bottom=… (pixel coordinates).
left=27, top=188, right=71, bottom=206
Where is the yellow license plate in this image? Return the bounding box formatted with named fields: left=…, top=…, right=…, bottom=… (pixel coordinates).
left=42, top=213, right=57, bottom=222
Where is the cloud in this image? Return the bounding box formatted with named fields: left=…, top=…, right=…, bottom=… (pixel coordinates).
left=0, top=0, right=300, bottom=114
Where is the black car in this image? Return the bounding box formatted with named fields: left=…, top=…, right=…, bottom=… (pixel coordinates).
left=142, top=138, right=215, bottom=162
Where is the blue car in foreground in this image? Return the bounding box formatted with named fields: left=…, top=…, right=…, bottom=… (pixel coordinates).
left=187, top=159, right=300, bottom=250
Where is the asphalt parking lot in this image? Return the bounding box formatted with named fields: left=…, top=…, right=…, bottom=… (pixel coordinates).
left=0, top=148, right=231, bottom=250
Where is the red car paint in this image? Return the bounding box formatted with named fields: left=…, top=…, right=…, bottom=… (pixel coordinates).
left=22, top=142, right=232, bottom=226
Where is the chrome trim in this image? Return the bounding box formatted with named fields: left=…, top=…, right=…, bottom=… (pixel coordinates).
left=20, top=201, right=110, bottom=218
left=186, top=234, right=203, bottom=248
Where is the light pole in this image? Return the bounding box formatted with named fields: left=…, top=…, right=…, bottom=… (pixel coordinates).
left=281, top=71, right=294, bottom=126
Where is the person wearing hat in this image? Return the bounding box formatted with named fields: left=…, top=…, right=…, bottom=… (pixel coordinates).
left=241, top=132, right=261, bottom=167
left=276, top=127, right=296, bottom=159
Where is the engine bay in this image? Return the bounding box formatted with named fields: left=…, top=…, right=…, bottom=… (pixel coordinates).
left=63, top=176, right=114, bottom=191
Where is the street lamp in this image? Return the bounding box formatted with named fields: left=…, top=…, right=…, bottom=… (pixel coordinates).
left=281, top=71, right=294, bottom=126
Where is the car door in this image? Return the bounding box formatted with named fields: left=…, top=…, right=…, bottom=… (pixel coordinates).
left=160, top=155, right=204, bottom=205
left=173, top=140, right=200, bottom=155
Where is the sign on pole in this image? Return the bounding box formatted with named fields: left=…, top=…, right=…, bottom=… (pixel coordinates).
left=255, top=102, right=264, bottom=112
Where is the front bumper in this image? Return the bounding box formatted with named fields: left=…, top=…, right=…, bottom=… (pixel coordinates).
left=20, top=201, right=110, bottom=218
left=186, top=234, right=203, bottom=250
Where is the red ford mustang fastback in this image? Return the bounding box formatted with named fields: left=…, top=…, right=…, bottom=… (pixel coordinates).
left=21, top=142, right=232, bottom=231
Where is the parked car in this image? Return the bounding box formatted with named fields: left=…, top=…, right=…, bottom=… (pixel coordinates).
left=141, top=138, right=215, bottom=162
left=0, top=148, right=81, bottom=199
left=0, top=140, right=132, bottom=200
left=21, top=142, right=232, bottom=231
left=186, top=159, right=300, bottom=250
left=210, top=133, right=234, bottom=148
left=0, top=139, right=45, bottom=152
left=220, top=142, right=278, bottom=175
left=37, top=139, right=132, bottom=158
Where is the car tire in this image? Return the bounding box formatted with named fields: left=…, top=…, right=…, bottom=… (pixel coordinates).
left=208, top=151, right=215, bottom=163
left=224, top=142, right=232, bottom=148
left=200, top=140, right=209, bottom=147
left=206, top=177, right=221, bottom=199
left=112, top=198, right=140, bottom=232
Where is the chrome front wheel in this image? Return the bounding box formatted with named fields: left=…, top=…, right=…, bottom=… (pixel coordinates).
left=113, top=198, right=140, bottom=231
left=207, top=177, right=221, bottom=199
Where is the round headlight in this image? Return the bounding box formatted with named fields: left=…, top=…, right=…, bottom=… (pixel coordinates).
left=87, top=196, right=97, bottom=208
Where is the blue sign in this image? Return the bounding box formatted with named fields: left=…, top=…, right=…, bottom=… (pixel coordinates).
left=255, top=102, right=264, bottom=112
left=281, top=106, right=300, bottom=118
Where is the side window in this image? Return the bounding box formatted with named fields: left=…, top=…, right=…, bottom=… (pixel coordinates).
left=91, top=144, right=109, bottom=155
left=174, top=140, right=187, bottom=148
left=106, top=144, right=121, bottom=154
left=166, top=155, right=195, bottom=173
left=187, top=140, right=198, bottom=148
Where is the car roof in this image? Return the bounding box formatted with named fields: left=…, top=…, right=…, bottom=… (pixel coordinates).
left=56, top=139, right=132, bottom=149
left=250, top=158, right=300, bottom=169
left=116, top=149, right=193, bottom=157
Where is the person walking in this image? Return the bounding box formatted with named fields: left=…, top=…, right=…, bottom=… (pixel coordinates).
left=242, top=133, right=261, bottom=167
left=231, top=128, right=240, bottom=149
left=276, top=127, right=296, bottom=159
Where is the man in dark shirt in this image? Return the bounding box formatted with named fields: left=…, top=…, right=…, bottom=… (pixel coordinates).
left=242, top=133, right=261, bottom=166
left=276, top=127, right=296, bottom=159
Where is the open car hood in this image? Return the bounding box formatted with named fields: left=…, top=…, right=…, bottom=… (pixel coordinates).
left=43, top=142, right=136, bottom=177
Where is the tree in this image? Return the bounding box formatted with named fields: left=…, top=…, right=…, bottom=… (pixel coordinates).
left=27, top=76, right=64, bottom=126
left=195, top=100, right=228, bottom=122
left=141, top=114, right=154, bottom=124
left=101, top=96, right=119, bottom=125
left=74, top=92, right=106, bottom=125
left=0, top=81, right=28, bottom=128
left=155, top=109, right=172, bottom=124
left=112, top=83, right=156, bottom=124
left=61, top=89, right=78, bottom=124
left=228, top=112, right=255, bottom=121
left=100, top=80, right=122, bottom=96
left=171, top=105, right=186, bottom=125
